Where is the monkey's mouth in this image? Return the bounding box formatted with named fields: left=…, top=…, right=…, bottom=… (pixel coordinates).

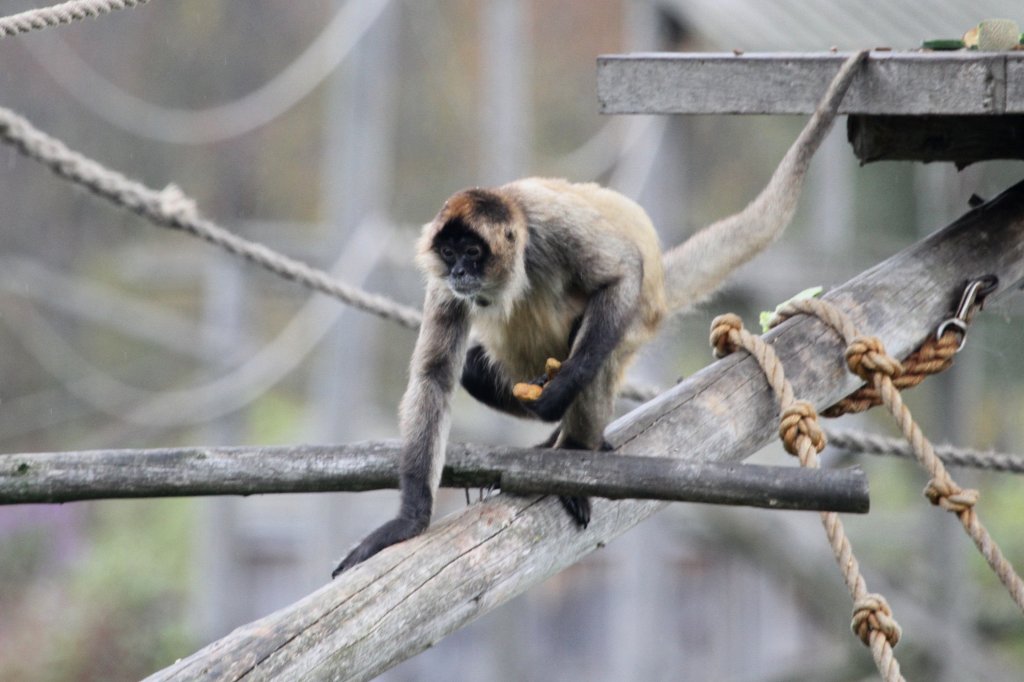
left=450, top=281, right=492, bottom=307
left=449, top=278, right=482, bottom=298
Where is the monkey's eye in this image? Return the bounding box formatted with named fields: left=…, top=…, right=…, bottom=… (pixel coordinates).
left=438, top=245, right=456, bottom=262
left=464, top=245, right=483, bottom=260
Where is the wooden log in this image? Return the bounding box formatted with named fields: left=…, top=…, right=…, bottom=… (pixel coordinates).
left=597, top=51, right=1024, bottom=115
left=848, top=114, right=1024, bottom=165
left=146, top=179, right=1024, bottom=681
left=0, top=443, right=870, bottom=513
left=497, top=451, right=869, bottom=512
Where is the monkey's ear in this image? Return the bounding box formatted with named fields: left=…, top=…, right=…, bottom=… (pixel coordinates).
left=414, top=220, right=446, bottom=275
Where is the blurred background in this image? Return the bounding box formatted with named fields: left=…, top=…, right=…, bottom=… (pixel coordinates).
left=1, top=1, right=1023, bottom=680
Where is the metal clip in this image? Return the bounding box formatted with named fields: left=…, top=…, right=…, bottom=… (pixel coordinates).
left=935, top=275, right=998, bottom=352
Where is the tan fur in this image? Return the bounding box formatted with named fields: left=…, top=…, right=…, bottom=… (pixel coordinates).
left=501, top=177, right=666, bottom=353
left=412, top=178, right=666, bottom=451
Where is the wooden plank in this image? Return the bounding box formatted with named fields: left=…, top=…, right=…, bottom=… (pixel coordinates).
left=1008, top=58, right=1024, bottom=111
left=597, top=51, right=1024, bottom=115
left=146, top=179, right=1024, bottom=681
left=848, top=114, right=1024, bottom=165
left=0, top=443, right=871, bottom=513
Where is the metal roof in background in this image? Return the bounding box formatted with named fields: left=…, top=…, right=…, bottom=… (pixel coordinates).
left=661, top=0, right=1023, bottom=51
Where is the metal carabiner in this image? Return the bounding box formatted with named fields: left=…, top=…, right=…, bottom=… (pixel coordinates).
left=935, top=275, right=998, bottom=352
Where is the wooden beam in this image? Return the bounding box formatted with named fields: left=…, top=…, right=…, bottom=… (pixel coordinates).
left=146, top=180, right=1024, bottom=681
left=848, top=114, right=1024, bottom=166
left=0, top=443, right=871, bottom=513
left=597, top=51, right=1024, bottom=115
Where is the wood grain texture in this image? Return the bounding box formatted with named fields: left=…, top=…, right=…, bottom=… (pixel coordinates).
left=597, top=52, right=1024, bottom=115
left=0, top=442, right=869, bottom=512
left=146, top=180, right=1024, bottom=681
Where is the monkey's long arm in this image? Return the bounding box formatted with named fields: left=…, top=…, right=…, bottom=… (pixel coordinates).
left=333, top=285, right=470, bottom=576
left=521, top=245, right=644, bottom=424
left=461, top=344, right=533, bottom=417
left=661, top=50, right=868, bottom=312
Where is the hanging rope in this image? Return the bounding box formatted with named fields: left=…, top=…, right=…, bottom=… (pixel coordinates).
left=710, top=313, right=904, bottom=682
left=0, top=0, right=150, bottom=38
left=0, top=104, right=423, bottom=329
left=825, top=427, right=1024, bottom=475
left=773, top=295, right=1024, bottom=614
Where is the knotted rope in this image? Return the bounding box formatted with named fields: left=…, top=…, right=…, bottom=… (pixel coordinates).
left=823, top=331, right=960, bottom=416
left=0, top=105, right=423, bottom=329
left=710, top=313, right=905, bottom=682
left=773, top=297, right=1024, bottom=613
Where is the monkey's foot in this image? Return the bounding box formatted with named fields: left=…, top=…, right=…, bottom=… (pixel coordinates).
left=559, top=495, right=591, bottom=528
left=332, top=516, right=426, bottom=578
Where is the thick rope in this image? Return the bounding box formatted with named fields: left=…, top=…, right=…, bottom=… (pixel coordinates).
left=825, top=427, right=1024, bottom=475
left=710, top=313, right=904, bottom=682
left=823, top=331, right=960, bottom=416
left=0, top=104, right=423, bottom=329
left=0, top=0, right=149, bottom=37
left=775, top=297, right=1024, bottom=614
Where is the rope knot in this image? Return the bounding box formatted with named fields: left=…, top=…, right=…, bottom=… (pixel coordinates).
left=845, top=336, right=903, bottom=382
left=779, top=400, right=826, bottom=457
left=709, top=313, right=744, bottom=358
left=924, top=479, right=980, bottom=512
left=851, top=593, right=902, bottom=648
left=157, top=184, right=199, bottom=225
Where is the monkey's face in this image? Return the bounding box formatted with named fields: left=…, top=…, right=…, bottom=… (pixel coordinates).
left=432, top=225, right=491, bottom=301
left=417, top=188, right=528, bottom=311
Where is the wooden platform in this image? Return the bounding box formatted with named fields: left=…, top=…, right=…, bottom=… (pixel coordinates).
left=598, top=51, right=1024, bottom=115
left=597, top=51, right=1024, bottom=163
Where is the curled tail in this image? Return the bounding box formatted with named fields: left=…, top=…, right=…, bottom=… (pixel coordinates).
left=661, top=50, right=869, bottom=313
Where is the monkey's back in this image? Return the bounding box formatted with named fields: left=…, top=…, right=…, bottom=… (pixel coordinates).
left=512, top=177, right=666, bottom=337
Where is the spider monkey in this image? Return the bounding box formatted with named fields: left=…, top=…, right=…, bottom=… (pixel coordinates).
left=333, top=50, right=867, bottom=576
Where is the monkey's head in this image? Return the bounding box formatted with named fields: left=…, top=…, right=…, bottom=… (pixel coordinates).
left=418, top=188, right=528, bottom=310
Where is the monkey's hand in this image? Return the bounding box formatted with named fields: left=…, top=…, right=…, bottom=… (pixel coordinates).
left=332, top=516, right=428, bottom=578
left=516, top=358, right=580, bottom=422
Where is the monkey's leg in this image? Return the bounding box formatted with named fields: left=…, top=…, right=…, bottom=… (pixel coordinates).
left=552, top=365, right=618, bottom=528
left=532, top=425, right=591, bottom=527
left=333, top=368, right=456, bottom=576
left=334, top=289, right=469, bottom=577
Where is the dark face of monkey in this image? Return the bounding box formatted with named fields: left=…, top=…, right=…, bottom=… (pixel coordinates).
left=433, top=221, right=491, bottom=300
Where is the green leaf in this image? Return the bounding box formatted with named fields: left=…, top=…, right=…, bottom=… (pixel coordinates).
left=759, top=286, right=823, bottom=333
left=922, top=39, right=965, bottom=50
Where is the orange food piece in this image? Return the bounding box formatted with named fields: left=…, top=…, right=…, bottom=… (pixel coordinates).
left=513, top=383, right=544, bottom=402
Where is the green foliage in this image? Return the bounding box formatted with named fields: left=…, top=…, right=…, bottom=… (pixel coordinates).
left=0, top=500, right=195, bottom=682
